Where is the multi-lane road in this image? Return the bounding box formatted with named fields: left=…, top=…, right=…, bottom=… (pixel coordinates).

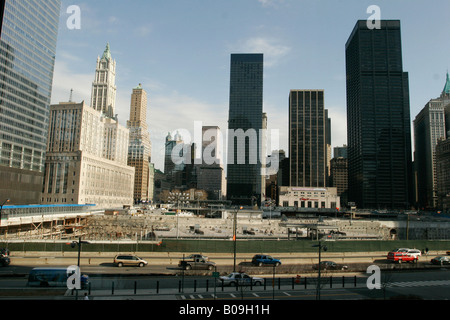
left=0, top=256, right=449, bottom=300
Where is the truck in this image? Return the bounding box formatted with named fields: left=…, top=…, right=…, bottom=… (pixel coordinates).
left=178, top=257, right=216, bottom=270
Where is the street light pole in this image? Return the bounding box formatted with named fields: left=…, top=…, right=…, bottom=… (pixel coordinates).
left=69, top=237, right=90, bottom=300
left=233, top=206, right=237, bottom=272
left=232, top=206, right=242, bottom=272
left=312, top=241, right=327, bottom=300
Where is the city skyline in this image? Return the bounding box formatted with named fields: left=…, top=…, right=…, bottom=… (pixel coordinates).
left=51, top=1, right=450, bottom=174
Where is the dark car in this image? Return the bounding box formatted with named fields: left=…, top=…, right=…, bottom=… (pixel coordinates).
left=251, top=254, right=281, bottom=267
left=431, top=256, right=450, bottom=265
left=0, top=248, right=10, bottom=267
left=313, top=261, right=348, bottom=271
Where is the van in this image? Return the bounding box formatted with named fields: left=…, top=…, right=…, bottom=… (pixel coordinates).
left=406, top=249, right=421, bottom=258
left=114, top=254, right=148, bottom=267
left=27, top=268, right=89, bottom=288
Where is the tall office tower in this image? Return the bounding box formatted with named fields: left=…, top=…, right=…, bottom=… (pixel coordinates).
left=227, top=53, right=264, bottom=206
left=0, top=0, right=61, bottom=205
left=414, top=95, right=447, bottom=209
left=330, top=157, right=348, bottom=206
left=127, top=84, right=152, bottom=203
left=164, top=131, right=185, bottom=188
left=91, top=43, right=117, bottom=118
left=325, top=109, right=332, bottom=183
left=436, top=138, right=450, bottom=211
left=289, top=90, right=329, bottom=188
left=41, top=101, right=135, bottom=209
left=345, top=20, right=413, bottom=209
left=197, top=126, right=226, bottom=200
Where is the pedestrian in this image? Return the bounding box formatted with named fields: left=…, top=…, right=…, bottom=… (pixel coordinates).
left=84, top=293, right=89, bottom=300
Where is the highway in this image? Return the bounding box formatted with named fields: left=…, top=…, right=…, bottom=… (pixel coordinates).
left=0, top=259, right=449, bottom=300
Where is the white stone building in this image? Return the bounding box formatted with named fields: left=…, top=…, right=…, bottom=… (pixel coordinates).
left=41, top=101, right=135, bottom=209
left=278, top=186, right=340, bottom=209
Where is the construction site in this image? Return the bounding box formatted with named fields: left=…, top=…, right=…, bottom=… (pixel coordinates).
left=1, top=205, right=449, bottom=242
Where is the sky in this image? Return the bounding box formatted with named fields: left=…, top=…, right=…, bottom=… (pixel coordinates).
left=51, top=0, right=450, bottom=173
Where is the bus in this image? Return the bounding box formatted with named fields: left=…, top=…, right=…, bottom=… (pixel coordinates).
left=27, top=267, right=89, bottom=288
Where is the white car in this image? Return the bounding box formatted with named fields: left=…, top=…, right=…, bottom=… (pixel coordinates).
left=217, top=272, right=264, bottom=286
left=405, top=249, right=422, bottom=258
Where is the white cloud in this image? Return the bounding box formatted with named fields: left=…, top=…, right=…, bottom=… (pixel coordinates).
left=232, top=37, right=291, bottom=67
left=258, top=0, right=285, bottom=8
left=327, top=107, right=348, bottom=152
left=51, top=57, right=92, bottom=104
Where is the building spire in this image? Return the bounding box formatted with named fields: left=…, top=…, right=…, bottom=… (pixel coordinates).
left=442, top=71, right=450, bottom=97
left=102, top=43, right=111, bottom=61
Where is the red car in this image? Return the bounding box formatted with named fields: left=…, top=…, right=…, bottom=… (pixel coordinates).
left=387, top=251, right=418, bottom=263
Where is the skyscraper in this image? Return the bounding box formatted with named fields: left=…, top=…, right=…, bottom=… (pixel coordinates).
left=414, top=74, right=450, bottom=209
left=127, top=84, right=152, bottom=203
left=289, top=90, right=329, bottom=188
left=414, top=100, right=447, bottom=209
left=226, top=53, right=264, bottom=206
left=91, top=43, right=117, bottom=118
left=164, top=131, right=185, bottom=187
left=0, top=0, right=61, bottom=204
left=345, top=20, right=413, bottom=209
left=197, top=126, right=226, bottom=200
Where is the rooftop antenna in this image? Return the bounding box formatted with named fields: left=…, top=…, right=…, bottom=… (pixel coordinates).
left=69, top=89, right=73, bottom=102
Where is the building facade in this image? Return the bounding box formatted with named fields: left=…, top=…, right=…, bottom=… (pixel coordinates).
left=164, top=131, right=185, bottom=188
left=41, top=101, right=134, bottom=208
left=329, top=157, right=348, bottom=206
left=345, top=20, right=413, bottom=209
left=414, top=96, right=447, bottom=209
left=197, top=126, right=226, bottom=200
left=334, top=145, right=348, bottom=159
left=127, top=84, right=152, bottom=204
left=227, top=53, right=264, bottom=206
left=278, top=186, right=340, bottom=209
left=289, top=89, right=330, bottom=188
left=436, top=138, right=450, bottom=212
left=0, top=0, right=61, bottom=204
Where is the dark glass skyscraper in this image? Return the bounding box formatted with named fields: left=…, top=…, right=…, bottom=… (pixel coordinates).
left=227, top=53, right=264, bottom=206
left=289, top=90, right=329, bottom=188
left=345, top=20, right=413, bottom=209
left=0, top=0, right=61, bottom=204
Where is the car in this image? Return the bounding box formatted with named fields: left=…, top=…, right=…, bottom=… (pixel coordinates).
left=251, top=254, right=281, bottom=267
left=390, top=248, right=421, bottom=258
left=430, top=256, right=450, bottom=265
left=387, top=251, right=417, bottom=263
left=405, top=249, right=422, bottom=258
left=186, top=254, right=209, bottom=261
left=446, top=250, right=450, bottom=256
left=312, top=261, right=348, bottom=271
left=113, top=254, right=148, bottom=267
left=0, top=248, right=10, bottom=267
left=217, top=272, right=264, bottom=287
left=391, top=248, right=410, bottom=253
left=178, top=257, right=216, bottom=270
